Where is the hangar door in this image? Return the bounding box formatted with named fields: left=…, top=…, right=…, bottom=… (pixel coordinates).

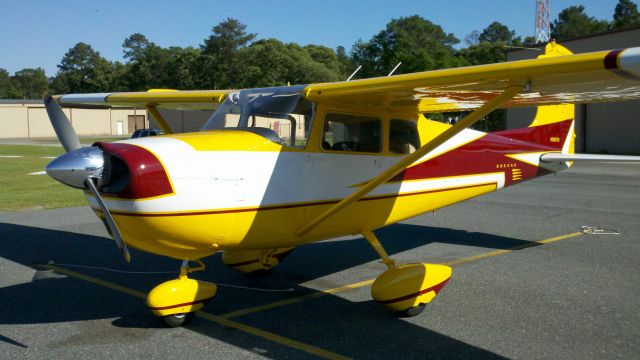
left=128, top=115, right=146, bottom=134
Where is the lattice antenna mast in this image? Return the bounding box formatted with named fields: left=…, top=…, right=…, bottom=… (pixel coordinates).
left=535, top=0, right=551, bottom=43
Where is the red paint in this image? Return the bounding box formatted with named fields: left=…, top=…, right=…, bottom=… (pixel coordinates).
left=377, top=278, right=450, bottom=305
left=148, top=297, right=213, bottom=311
left=604, top=49, right=622, bottom=69
left=97, top=142, right=173, bottom=199
left=107, top=183, right=495, bottom=217
left=391, top=119, right=573, bottom=186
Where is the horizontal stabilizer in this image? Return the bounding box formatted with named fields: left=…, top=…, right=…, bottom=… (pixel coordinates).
left=540, top=153, right=640, bottom=163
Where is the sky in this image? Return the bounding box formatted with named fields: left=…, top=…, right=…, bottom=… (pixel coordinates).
left=0, top=0, right=624, bottom=76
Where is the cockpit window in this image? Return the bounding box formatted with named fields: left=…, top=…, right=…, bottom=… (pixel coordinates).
left=202, top=86, right=314, bottom=147
left=322, top=113, right=381, bottom=153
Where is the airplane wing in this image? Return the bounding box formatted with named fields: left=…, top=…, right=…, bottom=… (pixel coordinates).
left=304, top=44, right=640, bottom=112
left=54, top=89, right=231, bottom=110
left=297, top=44, right=640, bottom=236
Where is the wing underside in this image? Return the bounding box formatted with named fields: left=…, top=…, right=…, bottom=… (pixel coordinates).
left=303, top=44, right=640, bottom=112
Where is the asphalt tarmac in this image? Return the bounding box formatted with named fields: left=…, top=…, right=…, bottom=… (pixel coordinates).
left=1, top=162, right=639, bottom=359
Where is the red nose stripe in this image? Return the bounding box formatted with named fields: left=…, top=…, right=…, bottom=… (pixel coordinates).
left=98, top=142, right=174, bottom=199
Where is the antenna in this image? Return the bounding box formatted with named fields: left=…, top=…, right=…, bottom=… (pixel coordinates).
left=535, top=0, right=550, bottom=43
left=346, top=66, right=362, bottom=81
left=387, top=62, right=402, bottom=76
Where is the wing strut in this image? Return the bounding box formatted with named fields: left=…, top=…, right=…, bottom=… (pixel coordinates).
left=146, top=106, right=173, bottom=134
left=296, top=85, right=524, bottom=237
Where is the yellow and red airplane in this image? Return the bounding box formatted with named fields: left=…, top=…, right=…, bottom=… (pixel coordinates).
left=44, top=42, right=640, bottom=326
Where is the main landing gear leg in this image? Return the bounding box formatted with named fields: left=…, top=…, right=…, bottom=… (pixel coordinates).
left=147, top=259, right=217, bottom=327
left=362, top=230, right=453, bottom=318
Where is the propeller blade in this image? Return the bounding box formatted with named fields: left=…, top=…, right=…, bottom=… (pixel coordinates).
left=44, top=95, right=81, bottom=152
left=84, top=178, right=131, bottom=263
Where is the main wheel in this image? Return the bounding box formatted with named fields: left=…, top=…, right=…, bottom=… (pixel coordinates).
left=396, top=303, right=426, bottom=318
left=162, top=312, right=195, bottom=328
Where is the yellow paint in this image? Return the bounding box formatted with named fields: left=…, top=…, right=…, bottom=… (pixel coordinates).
left=147, top=275, right=217, bottom=316
left=167, top=131, right=285, bottom=152
left=146, top=105, right=173, bottom=134
left=303, top=42, right=625, bottom=113
left=445, top=232, right=583, bottom=266
left=195, top=313, right=352, bottom=360
left=417, top=117, right=451, bottom=146
left=218, top=278, right=376, bottom=319
left=371, top=263, right=452, bottom=312
left=107, top=90, right=229, bottom=107
left=111, top=182, right=497, bottom=260
left=147, top=89, right=178, bottom=92
left=216, top=231, right=584, bottom=319
left=298, top=86, right=521, bottom=238
left=222, top=247, right=294, bottom=273
left=43, top=264, right=147, bottom=299
left=42, top=264, right=348, bottom=360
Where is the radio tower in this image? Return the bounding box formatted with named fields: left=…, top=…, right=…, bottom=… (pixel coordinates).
left=535, top=0, right=551, bottom=43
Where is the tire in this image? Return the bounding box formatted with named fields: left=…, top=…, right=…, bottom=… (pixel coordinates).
left=162, top=312, right=195, bottom=328
left=396, top=303, right=426, bottom=318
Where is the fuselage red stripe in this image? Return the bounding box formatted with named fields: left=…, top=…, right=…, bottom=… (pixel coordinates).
left=106, top=182, right=497, bottom=218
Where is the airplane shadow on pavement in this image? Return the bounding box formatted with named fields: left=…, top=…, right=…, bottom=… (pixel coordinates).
left=0, top=221, right=529, bottom=358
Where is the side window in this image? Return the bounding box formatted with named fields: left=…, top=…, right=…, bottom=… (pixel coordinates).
left=389, top=119, right=421, bottom=154
left=322, top=113, right=381, bottom=153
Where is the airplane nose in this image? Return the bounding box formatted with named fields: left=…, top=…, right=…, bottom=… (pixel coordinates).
left=46, top=146, right=105, bottom=189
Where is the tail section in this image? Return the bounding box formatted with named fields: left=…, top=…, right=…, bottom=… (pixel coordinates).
left=527, top=41, right=576, bottom=155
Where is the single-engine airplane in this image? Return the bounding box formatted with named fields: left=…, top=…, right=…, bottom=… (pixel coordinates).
left=44, top=42, right=640, bottom=327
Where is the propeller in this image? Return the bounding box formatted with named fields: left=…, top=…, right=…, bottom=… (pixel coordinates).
left=44, top=95, right=131, bottom=262
left=44, top=95, right=81, bottom=152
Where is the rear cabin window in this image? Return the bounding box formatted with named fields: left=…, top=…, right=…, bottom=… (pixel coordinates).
left=389, top=119, right=420, bottom=154
left=322, top=113, right=381, bottom=153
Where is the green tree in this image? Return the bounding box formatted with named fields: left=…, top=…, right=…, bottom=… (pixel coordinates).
left=335, top=45, right=353, bottom=79
left=303, top=44, right=343, bottom=78
left=351, top=15, right=462, bottom=78
left=163, top=46, right=200, bottom=90
left=51, top=42, right=114, bottom=93
left=0, top=69, right=21, bottom=99
left=121, top=33, right=173, bottom=90
left=199, top=18, right=256, bottom=88
left=457, top=42, right=505, bottom=65
left=478, top=21, right=516, bottom=43
left=11, top=68, right=48, bottom=99
left=458, top=22, right=521, bottom=66
left=235, top=39, right=340, bottom=88
left=550, top=5, right=609, bottom=41
left=612, top=0, right=640, bottom=29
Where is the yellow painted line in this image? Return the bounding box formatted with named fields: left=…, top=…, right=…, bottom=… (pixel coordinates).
left=444, top=232, right=583, bottom=267
left=43, top=264, right=147, bottom=299
left=41, top=264, right=350, bottom=360
left=219, top=279, right=375, bottom=319
left=196, top=312, right=351, bottom=360
left=219, top=231, right=584, bottom=319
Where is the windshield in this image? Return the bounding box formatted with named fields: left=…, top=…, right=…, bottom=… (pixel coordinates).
left=201, top=86, right=314, bottom=147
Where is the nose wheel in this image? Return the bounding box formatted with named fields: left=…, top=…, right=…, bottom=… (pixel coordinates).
left=362, top=230, right=452, bottom=316
left=147, top=260, right=217, bottom=327
left=162, top=312, right=196, bottom=328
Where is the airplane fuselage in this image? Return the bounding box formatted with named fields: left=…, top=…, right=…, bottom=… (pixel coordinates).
left=86, top=118, right=572, bottom=260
